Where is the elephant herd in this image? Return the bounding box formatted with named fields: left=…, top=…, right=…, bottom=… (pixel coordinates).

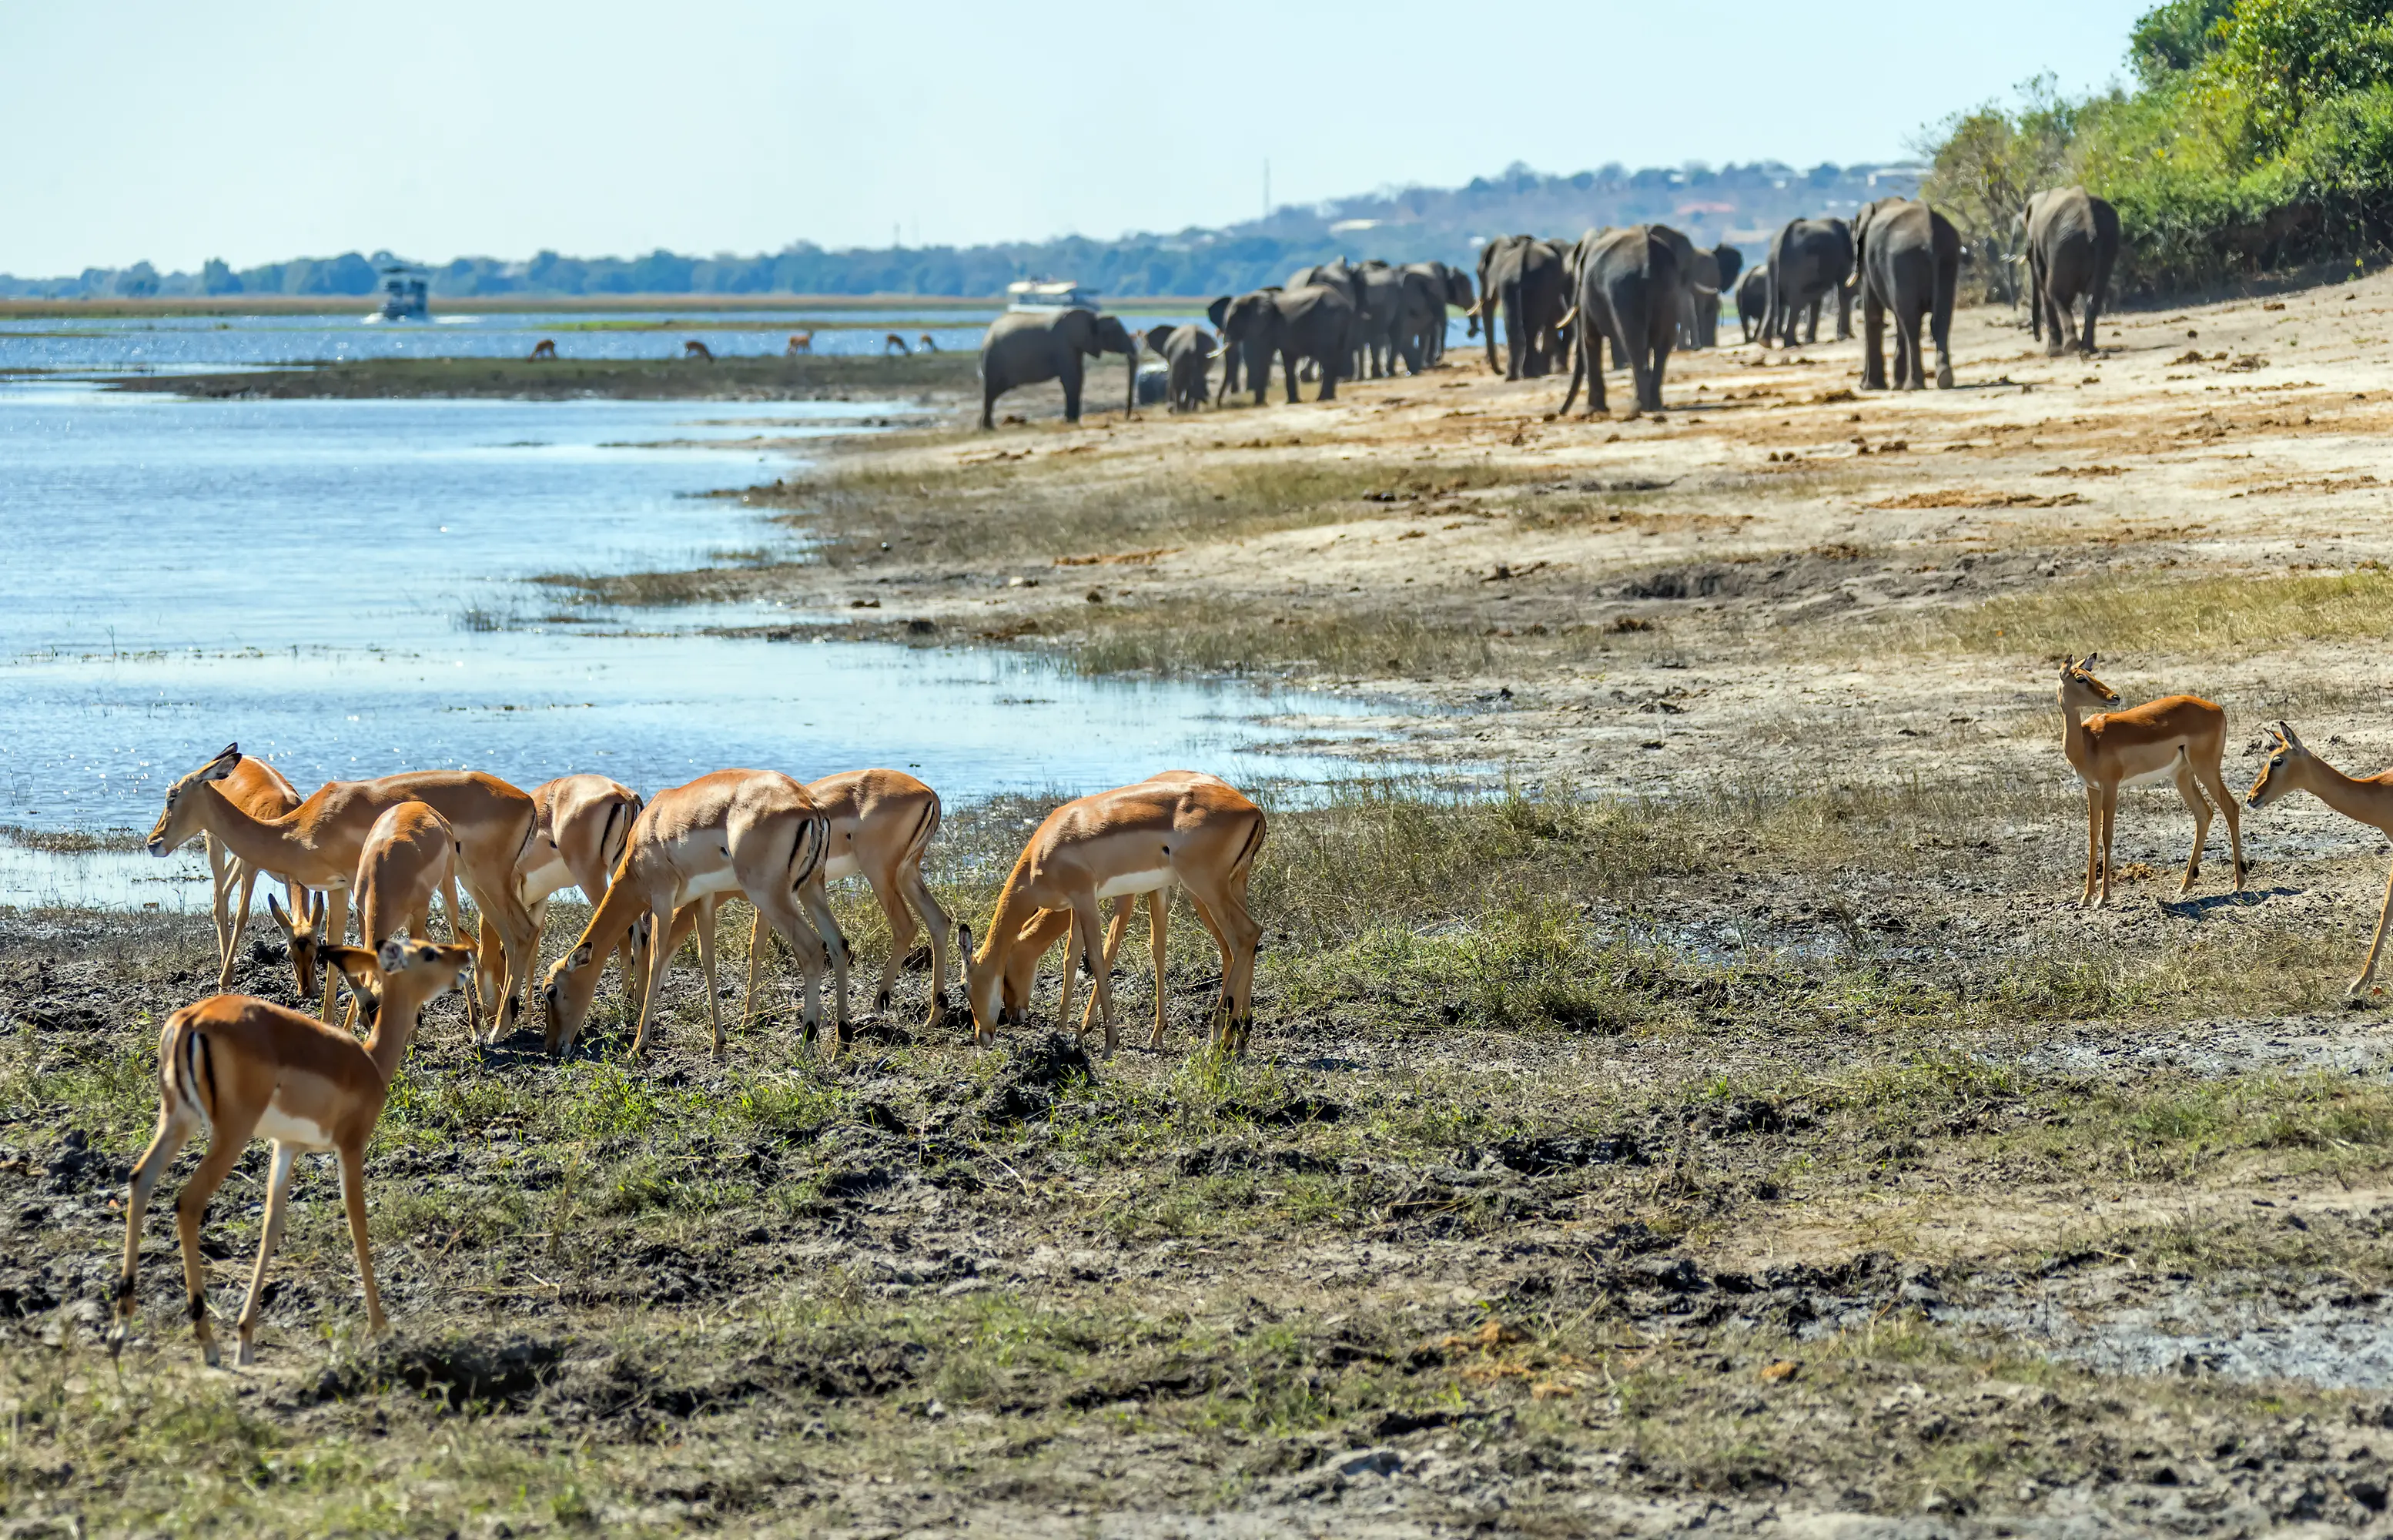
left=972, top=186, right=2120, bottom=428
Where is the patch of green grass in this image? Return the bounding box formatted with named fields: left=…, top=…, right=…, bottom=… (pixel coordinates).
left=1924, top=569, right=2393, bottom=658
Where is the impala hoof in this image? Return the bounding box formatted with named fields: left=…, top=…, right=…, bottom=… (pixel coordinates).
left=202, top=1338, right=221, bottom=1369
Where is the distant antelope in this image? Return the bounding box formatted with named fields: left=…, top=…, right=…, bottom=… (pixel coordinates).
left=917, top=333, right=939, bottom=353
left=787, top=332, right=814, bottom=355
left=683, top=340, right=715, bottom=362
left=527, top=338, right=557, bottom=360
left=884, top=333, right=911, bottom=355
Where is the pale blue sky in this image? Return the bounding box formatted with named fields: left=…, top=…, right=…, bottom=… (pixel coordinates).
left=2, top=0, right=2156, bottom=273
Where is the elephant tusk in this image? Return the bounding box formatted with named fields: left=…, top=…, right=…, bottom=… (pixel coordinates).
left=1556, top=306, right=1579, bottom=330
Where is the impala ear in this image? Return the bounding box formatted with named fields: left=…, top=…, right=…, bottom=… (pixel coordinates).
left=958, top=923, right=973, bottom=958
left=2278, top=720, right=2305, bottom=751
left=568, top=942, right=594, bottom=970
left=201, top=745, right=240, bottom=781
left=377, top=932, right=414, bottom=974
left=267, top=893, right=294, bottom=933
left=2082, top=651, right=2098, bottom=670
left=322, top=945, right=381, bottom=998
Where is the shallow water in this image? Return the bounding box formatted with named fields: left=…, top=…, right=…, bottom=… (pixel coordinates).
left=0, top=380, right=1396, bottom=909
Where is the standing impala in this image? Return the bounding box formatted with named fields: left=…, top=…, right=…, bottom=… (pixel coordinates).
left=962, top=771, right=1265, bottom=1055
left=108, top=935, right=476, bottom=1368
left=201, top=755, right=308, bottom=993
left=734, top=769, right=952, bottom=1029
left=146, top=745, right=542, bottom=1034
left=541, top=769, right=845, bottom=1058
left=474, top=775, right=644, bottom=1011
left=348, top=800, right=481, bottom=1039
left=2247, top=721, right=2393, bottom=993
left=2057, top=654, right=2245, bottom=907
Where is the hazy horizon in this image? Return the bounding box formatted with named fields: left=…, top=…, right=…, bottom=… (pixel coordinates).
left=5, top=0, right=2153, bottom=276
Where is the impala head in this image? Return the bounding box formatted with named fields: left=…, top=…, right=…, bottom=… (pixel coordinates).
left=2057, top=654, right=2120, bottom=715
left=266, top=889, right=327, bottom=1003
left=959, top=922, right=1009, bottom=1047
left=146, top=743, right=241, bottom=856
left=326, top=932, right=476, bottom=1042
left=2246, top=719, right=2314, bottom=809
left=541, top=938, right=609, bottom=1056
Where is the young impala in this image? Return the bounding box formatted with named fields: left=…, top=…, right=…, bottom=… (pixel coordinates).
left=347, top=800, right=480, bottom=1038
left=962, top=771, right=1265, bottom=1055
left=2247, top=721, right=2393, bottom=994
left=2057, top=654, right=2245, bottom=907
left=107, top=936, right=476, bottom=1368
left=200, top=755, right=308, bottom=993
left=731, top=769, right=952, bottom=1029
left=146, top=745, right=542, bottom=1033
left=541, top=769, right=845, bottom=1058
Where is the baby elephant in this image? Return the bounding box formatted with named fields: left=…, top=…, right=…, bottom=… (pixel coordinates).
left=1143, top=323, right=1217, bottom=412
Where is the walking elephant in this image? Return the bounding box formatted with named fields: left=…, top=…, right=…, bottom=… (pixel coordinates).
left=1351, top=261, right=1410, bottom=377
left=1474, top=234, right=1568, bottom=379
left=1143, top=323, right=1217, bottom=412
left=1216, top=285, right=1357, bottom=405
left=1736, top=265, right=1770, bottom=343
left=1854, top=198, right=1961, bottom=390
left=978, top=308, right=1139, bottom=428
left=1561, top=225, right=1680, bottom=418
left=2023, top=186, right=2120, bottom=356
left=1765, top=218, right=1854, bottom=347
left=1679, top=246, right=1723, bottom=350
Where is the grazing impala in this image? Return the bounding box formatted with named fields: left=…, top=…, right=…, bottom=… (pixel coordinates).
left=474, top=775, right=644, bottom=1010
left=2247, top=721, right=2393, bottom=993
left=146, top=745, right=542, bottom=1032
left=2057, top=654, right=2245, bottom=907
left=883, top=333, right=910, bottom=355
left=735, top=769, right=953, bottom=1029
left=200, top=755, right=308, bottom=992
left=541, top=769, right=845, bottom=1058
left=107, top=935, right=476, bottom=1367
left=683, top=340, right=715, bottom=362
left=962, top=772, right=1265, bottom=1055
left=527, top=338, right=558, bottom=360
left=786, top=332, right=814, bottom=355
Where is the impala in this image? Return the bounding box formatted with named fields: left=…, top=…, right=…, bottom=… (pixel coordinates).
left=2247, top=721, right=2393, bottom=993
left=107, top=935, right=476, bottom=1368
left=147, top=745, right=542, bottom=1032
left=474, top=775, right=644, bottom=1011
left=201, top=754, right=308, bottom=993
left=541, top=769, right=844, bottom=1058
left=732, top=769, right=952, bottom=1029
left=962, top=772, right=1265, bottom=1055
left=2057, top=654, right=2245, bottom=907
left=349, top=800, right=480, bottom=1039
left=786, top=332, right=813, bottom=355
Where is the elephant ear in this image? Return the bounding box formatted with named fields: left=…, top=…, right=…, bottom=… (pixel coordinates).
left=1145, top=324, right=1174, bottom=356
left=1207, top=295, right=1232, bottom=330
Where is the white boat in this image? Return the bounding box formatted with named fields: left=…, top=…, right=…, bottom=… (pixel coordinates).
left=1006, top=279, right=1096, bottom=313
left=375, top=265, right=430, bottom=321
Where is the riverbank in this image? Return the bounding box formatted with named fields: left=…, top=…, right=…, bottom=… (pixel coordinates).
left=0, top=293, right=1213, bottom=320
left=11, top=772, right=2393, bottom=1534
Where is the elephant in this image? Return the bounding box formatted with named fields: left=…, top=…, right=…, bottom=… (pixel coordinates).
left=1352, top=261, right=1410, bottom=377
left=1736, top=265, right=1770, bottom=343
left=1560, top=225, right=1679, bottom=418
left=1474, top=234, right=1568, bottom=379
left=1765, top=218, right=1854, bottom=347
left=2023, top=186, right=2120, bottom=356
left=1679, top=247, right=1722, bottom=350
left=1433, top=263, right=1475, bottom=361
left=1216, top=284, right=1356, bottom=405
left=978, top=307, right=1138, bottom=429
left=1143, top=323, right=1217, bottom=412
left=1711, top=244, right=1745, bottom=300
left=1853, top=197, right=1961, bottom=390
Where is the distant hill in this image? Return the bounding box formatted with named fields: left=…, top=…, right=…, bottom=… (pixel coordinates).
left=0, top=159, right=1922, bottom=303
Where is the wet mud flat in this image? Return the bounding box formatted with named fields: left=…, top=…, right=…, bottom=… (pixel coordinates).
left=97, top=350, right=984, bottom=401
left=14, top=779, right=2393, bottom=1537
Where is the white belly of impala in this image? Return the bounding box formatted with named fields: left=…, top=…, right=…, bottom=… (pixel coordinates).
left=1096, top=868, right=1173, bottom=899
left=2121, top=757, right=2187, bottom=789
left=822, top=853, right=861, bottom=882
left=677, top=867, right=744, bottom=905
left=255, top=1106, right=333, bottom=1150
left=517, top=855, right=573, bottom=904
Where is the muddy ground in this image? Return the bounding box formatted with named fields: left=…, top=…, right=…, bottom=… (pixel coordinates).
left=15, top=276, right=2393, bottom=1536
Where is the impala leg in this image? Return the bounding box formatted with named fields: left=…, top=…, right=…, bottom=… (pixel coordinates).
left=755, top=896, right=825, bottom=1054
left=316, top=887, right=352, bottom=1022
left=111, top=1103, right=197, bottom=1356
left=475, top=912, right=505, bottom=1024
left=1146, top=890, right=1171, bottom=1050
left=2194, top=758, right=2247, bottom=889
left=629, top=905, right=686, bottom=1057
left=1068, top=892, right=1119, bottom=1056
left=798, top=881, right=850, bottom=1043
left=901, top=865, right=955, bottom=1028
left=207, top=838, right=235, bottom=988
left=2097, top=785, right=2120, bottom=908
left=2172, top=760, right=2213, bottom=894
left=1056, top=909, right=1086, bottom=1045
left=1181, top=870, right=1262, bottom=1053
left=1180, top=892, right=1235, bottom=1043
left=233, top=1141, right=299, bottom=1367
left=1078, top=897, right=1136, bottom=1039
left=228, top=862, right=262, bottom=984
left=743, top=908, right=770, bottom=1030
left=173, top=1129, right=250, bottom=1368
left=691, top=896, right=725, bottom=1060
left=868, top=865, right=915, bottom=1014
left=2080, top=785, right=2103, bottom=908
left=337, top=1141, right=387, bottom=1336
left=2351, top=862, right=2393, bottom=996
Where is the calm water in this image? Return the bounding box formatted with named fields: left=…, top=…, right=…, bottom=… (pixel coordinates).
left=0, top=381, right=1390, bottom=908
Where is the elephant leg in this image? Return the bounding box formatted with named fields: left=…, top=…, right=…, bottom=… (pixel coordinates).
left=979, top=379, right=999, bottom=430
left=1896, top=303, right=1921, bottom=390
left=1647, top=336, right=1672, bottom=412
left=1835, top=284, right=1852, bottom=340
left=1281, top=348, right=1300, bottom=405
left=1932, top=275, right=1956, bottom=389
left=1860, top=289, right=1886, bottom=390
left=1559, top=314, right=1586, bottom=416
left=1060, top=360, right=1083, bottom=424
left=1317, top=346, right=1339, bottom=401
left=1803, top=296, right=1821, bottom=345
